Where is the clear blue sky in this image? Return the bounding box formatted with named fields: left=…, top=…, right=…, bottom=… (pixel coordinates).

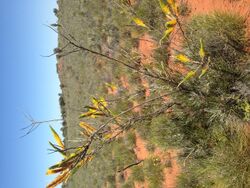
left=0, top=0, right=62, bottom=187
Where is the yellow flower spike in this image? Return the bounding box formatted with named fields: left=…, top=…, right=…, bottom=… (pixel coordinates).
left=46, top=167, right=64, bottom=175
left=46, top=170, right=71, bottom=188
left=158, top=0, right=171, bottom=15
left=89, top=108, right=97, bottom=118
left=92, top=98, right=99, bottom=109
left=103, top=133, right=112, bottom=140
left=133, top=18, right=148, bottom=28
left=199, top=57, right=210, bottom=78
left=99, top=97, right=108, bottom=108
left=165, top=19, right=177, bottom=27
left=199, top=66, right=209, bottom=79
left=199, top=38, right=205, bottom=60
left=175, top=54, right=191, bottom=63
left=177, top=70, right=196, bottom=87
left=160, top=27, right=174, bottom=45
left=167, top=0, right=178, bottom=14
left=79, top=110, right=97, bottom=118
left=80, top=97, right=107, bottom=119
left=92, top=97, right=108, bottom=110
left=50, top=126, right=64, bottom=150
left=79, top=122, right=96, bottom=135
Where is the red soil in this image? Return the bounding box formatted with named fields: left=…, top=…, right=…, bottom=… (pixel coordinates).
left=138, top=34, right=157, bottom=98
left=162, top=149, right=181, bottom=188
left=133, top=133, right=181, bottom=188
left=56, top=58, right=64, bottom=81
left=134, top=132, right=150, bottom=161
left=120, top=75, right=131, bottom=91
left=138, top=34, right=156, bottom=65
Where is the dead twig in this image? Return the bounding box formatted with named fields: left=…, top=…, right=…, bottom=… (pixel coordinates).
left=118, top=160, right=144, bottom=172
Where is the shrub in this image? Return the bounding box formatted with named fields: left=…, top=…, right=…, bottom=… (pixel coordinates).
left=132, top=165, right=145, bottom=182
left=176, top=12, right=250, bottom=187
left=143, top=157, right=164, bottom=188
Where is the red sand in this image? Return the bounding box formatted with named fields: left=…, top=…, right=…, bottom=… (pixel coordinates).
left=133, top=133, right=181, bottom=188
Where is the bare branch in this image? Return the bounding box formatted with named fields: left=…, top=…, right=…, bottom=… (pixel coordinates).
left=118, top=160, right=144, bottom=172
left=21, top=113, right=62, bottom=138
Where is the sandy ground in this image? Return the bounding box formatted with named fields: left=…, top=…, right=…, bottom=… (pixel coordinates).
left=133, top=132, right=181, bottom=188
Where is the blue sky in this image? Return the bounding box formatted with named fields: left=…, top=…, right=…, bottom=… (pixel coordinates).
left=0, top=0, right=62, bottom=187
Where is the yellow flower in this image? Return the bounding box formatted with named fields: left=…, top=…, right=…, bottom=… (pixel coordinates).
left=133, top=18, right=148, bottom=28
left=175, top=54, right=191, bottom=63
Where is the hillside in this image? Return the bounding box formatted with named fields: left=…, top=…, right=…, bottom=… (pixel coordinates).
left=51, top=1, right=250, bottom=188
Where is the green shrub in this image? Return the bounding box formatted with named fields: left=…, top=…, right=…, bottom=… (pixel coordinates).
left=179, top=119, right=250, bottom=187
left=186, top=12, right=247, bottom=60
left=136, top=114, right=183, bottom=149
left=113, top=138, right=137, bottom=168
left=149, top=115, right=183, bottom=148
left=176, top=12, right=250, bottom=187
left=146, top=142, right=156, bottom=152
left=121, top=180, right=135, bottom=188
left=143, top=157, right=164, bottom=188
left=124, top=130, right=136, bottom=149
left=170, top=12, right=249, bottom=148
left=132, top=165, right=145, bottom=182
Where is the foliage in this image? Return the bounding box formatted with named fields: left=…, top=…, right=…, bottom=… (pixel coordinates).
left=143, top=157, right=165, bottom=188
left=131, top=165, right=145, bottom=183
left=136, top=114, right=183, bottom=149
left=179, top=119, right=250, bottom=188
left=51, top=0, right=250, bottom=187
left=176, top=13, right=250, bottom=187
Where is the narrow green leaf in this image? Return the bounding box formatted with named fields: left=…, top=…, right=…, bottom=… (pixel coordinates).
left=175, top=54, right=191, bottom=63
left=133, top=18, right=148, bottom=28
left=160, top=27, right=174, bottom=45
left=199, top=38, right=205, bottom=60
left=177, top=70, right=196, bottom=87
left=50, top=126, right=64, bottom=149
left=159, top=0, right=171, bottom=15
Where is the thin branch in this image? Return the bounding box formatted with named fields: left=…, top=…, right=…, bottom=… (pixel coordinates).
left=183, top=147, right=196, bottom=167
left=46, top=25, right=170, bottom=83
left=118, top=160, right=144, bottom=172
left=175, top=17, right=196, bottom=56
left=90, top=91, right=177, bottom=141
left=21, top=113, right=62, bottom=138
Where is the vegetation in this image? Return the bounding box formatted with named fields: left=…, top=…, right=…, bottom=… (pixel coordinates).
left=43, top=0, right=250, bottom=187
left=136, top=115, right=183, bottom=149
left=144, top=157, right=165, bottom=188
left=177, top=12, right=250, bottom=187
left=131, top=157, right=165, bottom=188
